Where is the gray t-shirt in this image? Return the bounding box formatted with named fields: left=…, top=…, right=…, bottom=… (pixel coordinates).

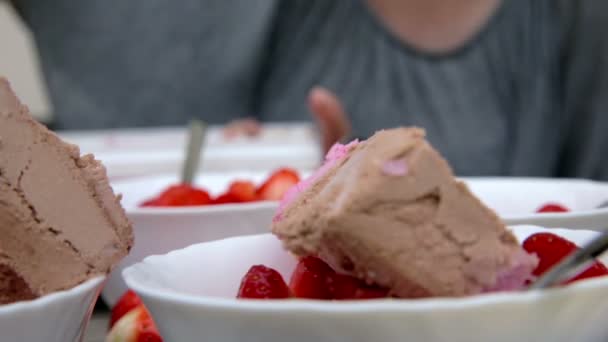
left=11, top=0, right=608, bottom=179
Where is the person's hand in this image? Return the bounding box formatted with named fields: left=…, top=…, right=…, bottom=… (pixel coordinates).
left=307, top=87, right=351, bottom=153
left=222, top=87, right=351, bottom=153
left=222, top=118, right=262, bottom=140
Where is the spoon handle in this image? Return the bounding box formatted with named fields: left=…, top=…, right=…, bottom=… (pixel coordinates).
left=181, top=119, right=207, bottom=185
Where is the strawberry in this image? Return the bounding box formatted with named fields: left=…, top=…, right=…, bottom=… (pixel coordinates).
left=211, top=193, right=236, bottom=205
left=290, top=256, right=388, bottom=300
left=106, top=305, right=162, bottom=342
left=237, top=265, right=291, bottom=299
left=141, top=184, right=212, bottom=207
left=109, top=290, right=142, bottom=329
left=226, top=180, right=258, bottom=202
left=536, top=203, right=570, bottom=213
left=289, top=256, right=335, bottom=299
left=328, top=273, right=388, bottom=300
left=256, top=168, right=300, bottom=201
left=523, top=232, right=608, bottom=284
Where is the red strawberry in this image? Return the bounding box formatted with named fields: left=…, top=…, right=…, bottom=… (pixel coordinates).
left=522, top=232, right=608, bottom=284
left=256, top=168, right=300, bottom=201
left=567, top=261, right=608, bottom=284
left=109, top=290, right=143, bottom=329
left=290, top=256, right=388, bottom=300
left=141, top=184, right=212, bottom=207
left=106, top=305, right=162, bottom=342
left=536, top=203, right=570, bottom=213
left=328, top=273, right=388, bottom=300
left=226, top=180, right=258, bottom=202
left=237, top=265, right=291, bottom=299
left=289, top=256, right=335, bottom=299
left=211, top=193, right=236, bottom=205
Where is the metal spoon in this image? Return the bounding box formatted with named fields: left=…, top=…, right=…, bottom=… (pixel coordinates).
left=597, top=200, right=608, bottom=209
left=529, top=231, right=608, bottom=289
left=181, top=119, right=207, bottom=185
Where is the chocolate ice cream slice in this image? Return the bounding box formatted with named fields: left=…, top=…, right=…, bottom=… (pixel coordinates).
left=273, top=127, right=537, bottom=298
left=0, top=78, right=133, bottom=305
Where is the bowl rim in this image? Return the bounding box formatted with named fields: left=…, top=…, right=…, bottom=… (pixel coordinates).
left=461, top=177, right=608, bottom=220
left=114, top=175, right=608, bottom=218
left=0, top=276, right=105, bottom=314
left=126, top=200, right=278, bottom=217
left=122, top=227, right=608, bottom=314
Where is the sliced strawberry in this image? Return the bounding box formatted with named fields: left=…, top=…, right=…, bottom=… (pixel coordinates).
left=141, top=184, right=212, bottom=207
left=256, top=168, right=300, bottom=201
left=106, top=305, right=162, bottom=342
left=226, top=180, right=258, bottom=202
left=237, top=265, right=291, bottom=299
left=523, top=232, right=608, bottom=284
left=328, top=273, right=388, bottom=300
left=566, top=261, right=608, bottom=284
left=289, top=256, right=335, bottom=299
left=211, top=193, right=236, bottom=205
left=536, top=203, right=570, bottom=213
left=290, top=256, right=388, bottom=300
left=523, top=232, right=578, bottom=276
left=109, top=290, right=143, bottom=329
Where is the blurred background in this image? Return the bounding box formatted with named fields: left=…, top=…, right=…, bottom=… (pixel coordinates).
left=2, top=1, right=608, bottom=341
left=0, top=2, right=50, bottom=122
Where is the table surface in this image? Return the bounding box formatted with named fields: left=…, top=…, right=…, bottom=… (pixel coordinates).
left=84, top=301, right=110, bottom=342
left=85, top=314, right=109, bottom=342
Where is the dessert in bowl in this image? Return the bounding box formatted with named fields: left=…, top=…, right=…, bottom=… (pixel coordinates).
left=0, top=78, right=133, bottom=341
left=0, top=276, right=105, bottom=342
left=102, top=168, right=302, bottom=306
left=124, top=227, right=608, bottom=342
left=462, top=177, right=608, bottom=229
left=123, top=128, right=608, bottom=341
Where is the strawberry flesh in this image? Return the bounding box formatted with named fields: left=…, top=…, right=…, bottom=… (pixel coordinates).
left=290, top=256, right=388, bottom=300
left=536, top=203, right=570, bottom=213
left=257, top=168, right=300, bottom=201
left=109, top=290, right=143, bottom=329
left=237, top=265, right=291, bottom=299
left=523, top=232, right=608, bottom=284
left=226, top=180, right=258, bottom=202
left=289, top=256, right=335, bottom=299
left=106, top=305, right=163, bottom=342
left=141, top=184, right=212, bottom=207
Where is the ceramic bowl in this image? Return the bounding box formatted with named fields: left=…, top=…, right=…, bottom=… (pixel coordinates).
left=105, top=176, right=608, bottom=306
left=0, top=276, right=105, bottom=342
left=123, top=226, right=608, bottom=342
left=101, top=171, right=288, bottom=306
left=463, top=177, right=608, bottom=229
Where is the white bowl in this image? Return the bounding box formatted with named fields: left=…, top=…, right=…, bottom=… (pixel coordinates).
left=124, top=226, right=608, bottom=342
left=60, top=123, right=321, bottom=179
left=0, top=276, right=105, bottom=342
left=101, top=171, right=287, bottom=306
left=105, top=175, right=608, bottom=306
left=463, top=177, right=608, bottom=229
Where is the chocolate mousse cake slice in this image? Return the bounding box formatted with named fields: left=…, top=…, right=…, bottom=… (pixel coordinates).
left=0, top=77, right=133, bottom=304
left=273, top=127, right=537, bottom=298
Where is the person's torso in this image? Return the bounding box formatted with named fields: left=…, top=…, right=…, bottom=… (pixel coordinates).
left=16, top=0, right=565, bottom=176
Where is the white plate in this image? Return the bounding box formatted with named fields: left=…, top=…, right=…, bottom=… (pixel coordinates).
left=462, top=177, right=608, bottom=229
left=101, top=171, right=291, bottom=306
left=0, top=276, right=104, bottom=342
left=123, top=226, right=608, bottom=342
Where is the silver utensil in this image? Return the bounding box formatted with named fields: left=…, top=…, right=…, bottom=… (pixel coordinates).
left=181, top=119, right=207, bottom=185
left=597, top=200, right=608, bottom=209
left=529, top=231, right=608, bottom=289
